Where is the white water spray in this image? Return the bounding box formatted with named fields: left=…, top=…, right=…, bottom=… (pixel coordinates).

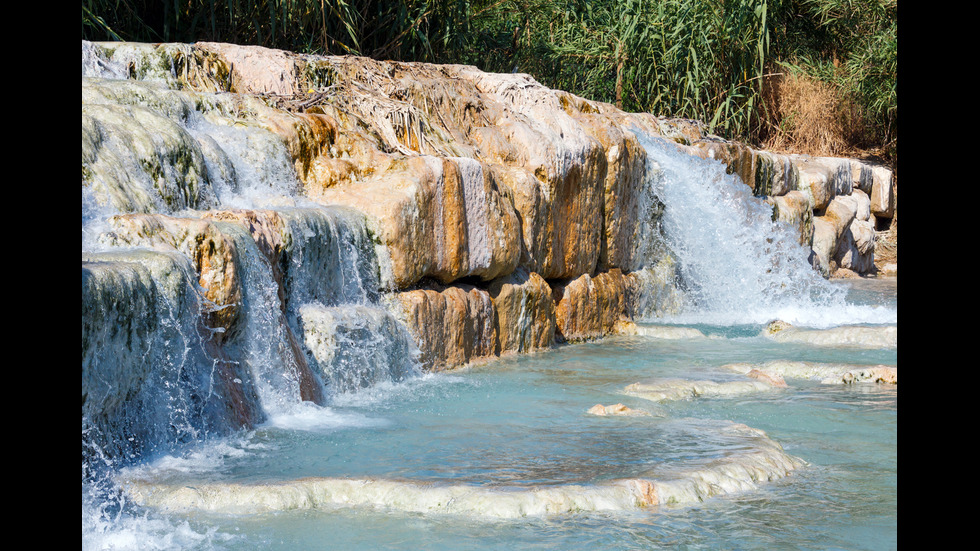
left=637, top=134, right=894, bottom=327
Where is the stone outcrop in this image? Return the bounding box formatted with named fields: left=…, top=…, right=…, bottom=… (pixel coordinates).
left=487, top=268, right=556, bottom=355
left=392, top=283, right=499, bottom=371
left=552, top=269, right=632, bottom=342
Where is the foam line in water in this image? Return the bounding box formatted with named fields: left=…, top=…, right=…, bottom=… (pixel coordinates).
left=723, top=361, right=897, bottom=385
left=620, top=323, right=708, bottom=340
left=762, top=322, right=897, bottom=349
left=118, top=422, right=803, bottom=518
left=623, top=378, right=784, bottom=403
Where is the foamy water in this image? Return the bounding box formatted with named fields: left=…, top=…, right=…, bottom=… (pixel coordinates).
left=635, top=135, right=896, bottom=329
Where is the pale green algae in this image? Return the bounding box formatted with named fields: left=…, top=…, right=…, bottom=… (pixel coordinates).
left=82, top=93, right=217, bottom=213
left=81, top=71, right=298, bottom=216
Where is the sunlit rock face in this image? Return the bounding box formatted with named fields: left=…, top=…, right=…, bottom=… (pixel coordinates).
left=869, top=165, right=895, bottom=219
left=392, top=283, right=499, bottom=371
left=552, top=269, right=632, bottom=343
left=487, top=268, right=556, bottom=355
left=311, top=155, right=522, bottom=288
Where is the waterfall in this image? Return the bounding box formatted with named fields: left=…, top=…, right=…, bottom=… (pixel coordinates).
left=81, top=65, right=421, bottom=469
left=82, top=249, right=264, bottom=470
left=634, top=134, right=891, bottom=328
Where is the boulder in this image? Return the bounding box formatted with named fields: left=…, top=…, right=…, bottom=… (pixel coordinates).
left=835, top=218, right=876, bottom=275
left=487, top=268, right=556, bottom=354
left=552, top=269, right=630, bottom=342
left=810, top=195, right=859, bottom=276
left=870, top=165, right=896, bottom=218
left=393, top=283, right=498, bottom=371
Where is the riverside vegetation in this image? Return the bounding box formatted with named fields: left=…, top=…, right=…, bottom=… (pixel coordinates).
left=82, top=0, right=897, bottom=162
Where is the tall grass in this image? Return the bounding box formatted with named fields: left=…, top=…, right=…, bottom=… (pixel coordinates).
left=81, top=0, right=896, bottom=156
left=80, top=1, right=474, bottom=60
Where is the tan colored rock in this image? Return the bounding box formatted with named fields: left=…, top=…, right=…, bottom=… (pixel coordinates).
left=100, top=213, right=243, bottom=342
left=764, top=320, right=794, bottom=336
left=840, top=366, right=897, bottom=384
left=204, top=209, right=289, bottom=272
left=746, top=369, right=789, bottom=388
left=626, top=479, right=660, bottom=507
left=695, top=140, right=757, bottom=191
left=487, top=268, right=556, bottom=354
left=851, top=188, right=872, bottom=221
left=796, top=157, right=847, bottom=210
left=850, top=159, right=875, bottom=193
left=835, top=218, right=876, bottom=275
left=811, top=195, right=860, bottom=276
left=197, top=42, right=302, bottom=96
left=769, top=190, right=814, bottom=247
left=459, top=71, right=609, bottom=279
left=587, top=403, right=648, bottom=416
left=870, top=165, right=896, bottom=218
left=553, top=269, right=630, bottom=342
left=291, top=59, right=615, bottom=282
left=574, top=113, right=648, bottom=271
left=657, top=118, right=705, bottom=144
left=314, top=155, right=521, bottom=288
left=753, top=150, right=799, bottom=197
left=393, top=283, right=498, bottom=371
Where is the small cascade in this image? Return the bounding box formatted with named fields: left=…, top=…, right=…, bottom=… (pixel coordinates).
left=207, top=218, right=322, bottom=414
left=82, top=249, right=264, bottom=470
left=277, top=207, right=384, bottom=310
left=81, top=45, right=422, bottom=475
left=299, top=303, right=421, bottom=394
left=635, top=134, right=880, bottom=327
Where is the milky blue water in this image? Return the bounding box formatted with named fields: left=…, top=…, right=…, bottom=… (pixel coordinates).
left=84, top=278, right=896, bottom=551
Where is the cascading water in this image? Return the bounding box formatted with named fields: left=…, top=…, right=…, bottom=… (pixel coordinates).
left=635, top=134, right=895, bottom=328
left=82, top=48, right=424, bottom=547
